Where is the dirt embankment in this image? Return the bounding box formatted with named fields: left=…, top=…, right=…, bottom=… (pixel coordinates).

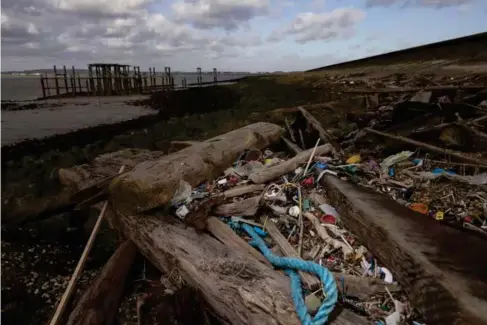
left=309, top=32, right=487, bottom=72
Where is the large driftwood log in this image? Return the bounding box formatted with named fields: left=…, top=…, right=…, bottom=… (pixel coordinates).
left=118, top=214, right=299, bottom=325
left=66, top=240, right=137, bottom=325
left=58, top=149, right=165, bottom=191
left=3, top=149, right=165, bottom=224
left=249, top=144, right=334, bottom=184
left=114, top=212, right=364, bottom=325
left=323, top=175, right=487, bottom=325
left=109, top=123, right=282, bottom=214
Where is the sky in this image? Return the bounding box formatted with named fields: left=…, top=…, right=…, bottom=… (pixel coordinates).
left=1, top=0, right=487, bottom=72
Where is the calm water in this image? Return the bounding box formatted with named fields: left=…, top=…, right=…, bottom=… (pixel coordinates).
left=1, top=73, right=249, bottom=101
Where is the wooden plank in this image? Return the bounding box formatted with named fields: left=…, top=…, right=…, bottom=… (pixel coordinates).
left=66, top=240, right=137, bottom=325
left=323, top=175, right=487, bottom=325
left=365, top=128, right=487, bottom=165
left=249, top=144, right=334, bottom=184
left=206, top=217, right=271, bottom=267
left=344, top=85, right=487, bottom=93
left=263, top=218, right=321, bottom=290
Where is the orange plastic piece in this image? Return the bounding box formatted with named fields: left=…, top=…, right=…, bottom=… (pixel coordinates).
left=408, top=203, right=429, bottom=215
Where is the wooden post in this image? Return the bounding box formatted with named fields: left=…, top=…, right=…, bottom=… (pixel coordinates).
left=197, top=67, right=202, bottom=86
left=152, top=67, right=156, bottom=90
left=41, top=75, right=47, bottom=99
left=77, top=77, right=82, bottom=95
left=63, top=65, right=69, bottom=95
left=213, top=68, right=217, bottom=84
left=46, top=74, right=51, bottom=96
left=85, top=79, right=90, bottom=96
left=148, top=67, right=153, bottom=89
left=53, top=65, right=60, bottom=96
left=71, top=66, right=76, bottom=96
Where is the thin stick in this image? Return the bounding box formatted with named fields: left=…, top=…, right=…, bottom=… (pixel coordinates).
left=297, top=186, right=304, bottom=257
left=303, top=138, right=320, bottom=176
left=48, top=165, right=126, bottom=325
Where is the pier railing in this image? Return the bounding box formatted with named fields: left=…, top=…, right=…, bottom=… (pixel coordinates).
left=40, top=64, right=220, bottom=99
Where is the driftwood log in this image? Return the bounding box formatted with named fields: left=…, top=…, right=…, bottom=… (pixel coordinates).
left=66, top=240, right=137, bottom=325
left=366, top=128, right=487, bottom=165
left=112, top=212, right=365, bottom=325
left=323, top=175, right=487, bottom=325
left=109, top=122, right=282, bottom=214
left=298, top=107, right=335, bottom=145
left=249, top=144, right=334, bottom=184
left=223, top=184, right=266, bottom=198
left=3, top=149, right=165, bottom=224
left=58, top=149, right=164, bottom=191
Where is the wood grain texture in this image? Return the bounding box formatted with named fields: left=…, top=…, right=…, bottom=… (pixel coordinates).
left=109, top=122, right=283, bottom=214
left=323, top=175, right=487, bottom=325
left=66, top=240, right=137, bottom=325
left=249, top=144, right=334, bottom=184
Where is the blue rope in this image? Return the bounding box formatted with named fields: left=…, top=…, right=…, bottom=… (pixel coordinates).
left=239, top=223, right=338, bottom=325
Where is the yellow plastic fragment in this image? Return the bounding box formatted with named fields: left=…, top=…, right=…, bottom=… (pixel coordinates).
left=346, top=154, right=361, bottom=164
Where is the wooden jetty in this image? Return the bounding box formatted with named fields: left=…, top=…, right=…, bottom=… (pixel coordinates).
left=40, top=63, right=222, bottom=99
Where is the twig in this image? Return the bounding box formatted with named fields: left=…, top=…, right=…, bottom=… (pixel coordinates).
left=297, top=186, right=304, bottom=257
left=303, top=138, right=320, bottom=176
left=285, top=118, right=296, bottom=142
left=298, top=129, right=306, bottom=149
left=48, top=165, right=126, bottom=325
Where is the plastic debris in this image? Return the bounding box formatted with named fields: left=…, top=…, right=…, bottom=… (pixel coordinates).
left=170, top=180, right=193, bottom=206
left=435, top=211, right=444, bottom=221
left=319, top=203, right=340, bottom=220
left=346, top=154, right=361, bottom=164
left=408, top=203, right=428, bottom=215
left=288, top=206, right=301, bottom=217
left=175, top=205, right=190, bottom=219
left=380, top=267, right=394, bottom=283
left=380, top=151, right=414, bottom=173
left=217, top=178, right=228, bottom=185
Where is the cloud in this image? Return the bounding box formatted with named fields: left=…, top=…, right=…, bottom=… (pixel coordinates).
left=277, top=8, right=366, bottom=43
left=171, top=0, right=270, bottom=31
left=365, top=0, right=472, bottom=8
left=1, top=0, right=269, bottom=71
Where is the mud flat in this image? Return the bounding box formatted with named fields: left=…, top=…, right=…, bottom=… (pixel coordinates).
left=1, top=96, right=156, bottom=146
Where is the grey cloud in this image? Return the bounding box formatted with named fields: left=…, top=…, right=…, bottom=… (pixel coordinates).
left=276, top=8, right=366, bottom=43
left=172, top=0, right=270, bottom=31
left=365, top=0, right=472, bottom=8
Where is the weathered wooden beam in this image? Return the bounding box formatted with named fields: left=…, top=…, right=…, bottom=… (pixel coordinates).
left=109, top=123, right=283, bottom=214
left=66, top=240, right=137, bottom=325
left=113, top=211, right=365, bottom=325
left=206, top=217, right=271, bottom=267
left=249, top=144, right=334, bottom=184
left=281, top=136, right=303, bottom=155
left=365, top=128, right=487, bottom=166
left=344, top=85, right=487, bottom=93
left=323, top=175, right=487, bottom=325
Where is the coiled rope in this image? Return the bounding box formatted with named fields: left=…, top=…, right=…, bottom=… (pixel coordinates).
left=239, top=223, right=338, bottom=325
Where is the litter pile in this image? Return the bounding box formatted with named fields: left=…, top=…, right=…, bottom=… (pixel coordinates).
left=169, top=142, right=424, bottom=325
left=16, top=76, right=487, bottom=325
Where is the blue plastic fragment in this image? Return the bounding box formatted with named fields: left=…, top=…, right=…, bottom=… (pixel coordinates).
left=432, top=167, right=456, bottom=175
left=316, top=162, right=328, bottom=170
left=389, top=167, right=395, bottom=177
